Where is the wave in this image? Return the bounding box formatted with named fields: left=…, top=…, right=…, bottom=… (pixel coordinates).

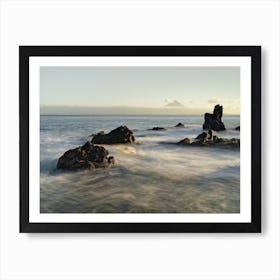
left=40, top=159, right=240, bottom=213
left=40, top=115, right=240, bottom=213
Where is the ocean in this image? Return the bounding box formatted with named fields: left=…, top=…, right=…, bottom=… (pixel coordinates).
left=40, top=115, right=240, bottom=213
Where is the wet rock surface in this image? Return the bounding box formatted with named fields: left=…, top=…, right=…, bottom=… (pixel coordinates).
left=177, top=138, right=190, bottom=145
left=191, top=136, right=240, bottom=147
left=91, top=126, right=135, bottom=144
left=57, top=141, right=114, bottom=171
left=149, top=127, right=166, bottom=131
left=175, top=122, right=185, bottom=128
left=177, top=130, right=240, bottom=147
left=203, top=104, right=226, bottom=131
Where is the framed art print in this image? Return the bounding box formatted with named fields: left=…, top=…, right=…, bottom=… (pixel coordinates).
left=20, top=46, right=261, bottom=233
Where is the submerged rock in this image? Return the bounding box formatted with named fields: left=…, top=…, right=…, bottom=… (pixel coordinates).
left=195, top=130, right=213, bottom=141
left=235, top=126, right=240, bottom=131
left=149, top=127, right=166, bottom=131
left=57, top=141, right=114, bottom=171
left=175, top=122, right=185, bottom=127
left=177, top=130, right=240, bottom=147
left=203, top=104, right=226, bottom=131
left=177, top=138, right=190, bottom=145
left=191, top=137, right=240, bottom=147
left=91, top=125, right=135, bottom=144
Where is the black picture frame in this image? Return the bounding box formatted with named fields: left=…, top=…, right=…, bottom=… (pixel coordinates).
left=20, top=46, right=261, bottom=233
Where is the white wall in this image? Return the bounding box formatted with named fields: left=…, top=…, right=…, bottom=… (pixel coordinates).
left=0, top=1, right=279, bottom=279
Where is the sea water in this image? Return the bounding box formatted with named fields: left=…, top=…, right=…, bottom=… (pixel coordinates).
left=40, top=115, right=240, bottom=213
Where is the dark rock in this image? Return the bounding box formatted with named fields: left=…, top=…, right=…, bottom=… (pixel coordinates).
left=202, top=104, right=226, bottom=131
left=175, top=122, right=185, bottom=127
left=177, top=138, right=190, bottom=145
left=195, top=130, right=213, bottom=142
left=191, top=137, right=239, bottom=147
left=207, top=130, right=213, bottom=139
left=149, top=127, right=166, bottom=131
left=235, top=126, right=240, bottom=131
left=213, top=104, right=223, bottom=119
left=108, top=156, right=115, bottom=165
left=193, top=130, right=239, bottom=147
left=57, top=142, right=114, bottom=171
left=195, top=132, right=207, bottom=141
left=91, top=126, right=135, bottom=144
left=178, top=130, right=240, bottom=148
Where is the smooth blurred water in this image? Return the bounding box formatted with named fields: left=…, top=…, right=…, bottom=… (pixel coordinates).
left=40, top=115, right=240, bottom=213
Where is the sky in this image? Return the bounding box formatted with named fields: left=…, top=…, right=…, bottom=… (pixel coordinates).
left=40, top=66, right=240, bottom=115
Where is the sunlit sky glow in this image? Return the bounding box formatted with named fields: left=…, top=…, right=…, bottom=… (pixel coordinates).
left=40, top=66, right=240, bottom=115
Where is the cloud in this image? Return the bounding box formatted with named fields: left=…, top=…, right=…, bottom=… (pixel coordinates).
left=208, top=98, right=220, bottom=103
left=164, top=99, right=184, bottom=107
left=164, top=98, right=172, bottom=103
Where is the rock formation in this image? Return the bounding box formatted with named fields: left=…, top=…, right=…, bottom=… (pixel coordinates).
left=91, top=126, right=135, bottom=144
left=177, top=130, right=240, bottom=147
left=149, top=127, right=166, bottom=131
left=175, top=122, right=185, bottom=128
left=57, top=141, right=114, bottom=171
left=195, top=130, right=213, bottom=141
left=177, top=137, right=190, bottom=145
left=203, top=104, right=226, bottom=131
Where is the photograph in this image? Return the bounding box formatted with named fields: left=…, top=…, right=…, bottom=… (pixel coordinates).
left=40, top=65, right=241, bottom=214
left=20, top=46, right=261, bottom=232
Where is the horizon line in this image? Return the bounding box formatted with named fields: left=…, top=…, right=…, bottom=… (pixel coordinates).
left=40, top=113, right=240, bottom=116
